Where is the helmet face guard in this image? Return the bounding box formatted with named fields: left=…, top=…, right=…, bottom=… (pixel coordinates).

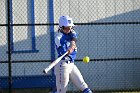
left=59, top=16, right=75, bottom=27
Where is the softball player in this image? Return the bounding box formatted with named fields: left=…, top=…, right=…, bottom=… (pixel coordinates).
left=54, top=16, right=92, bottom=93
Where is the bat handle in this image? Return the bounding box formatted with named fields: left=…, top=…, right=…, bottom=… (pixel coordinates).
left=43, top=67, right=51, bottom=74
left=43, top=68, right=49, bottom=74
left=43, top=51, right=68, bottom=74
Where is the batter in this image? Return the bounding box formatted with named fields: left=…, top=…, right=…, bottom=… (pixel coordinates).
left=54, top=16, right=92, bottom=93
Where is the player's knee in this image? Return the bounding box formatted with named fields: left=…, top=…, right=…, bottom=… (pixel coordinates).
left=83, top=88, right=93, bottom=93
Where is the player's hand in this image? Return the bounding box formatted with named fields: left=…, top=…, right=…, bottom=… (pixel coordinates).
left=67, top=40, right=76, bottom=55
left=67, top=48, right=74, bottom=55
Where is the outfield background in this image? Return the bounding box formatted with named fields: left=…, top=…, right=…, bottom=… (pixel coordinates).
left=0, top=0, right=140, bottom=92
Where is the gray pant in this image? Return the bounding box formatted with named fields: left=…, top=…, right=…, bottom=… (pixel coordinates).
left=54, top=60, right=88, bottom=93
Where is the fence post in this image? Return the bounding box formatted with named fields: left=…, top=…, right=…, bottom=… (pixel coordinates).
left=7, top=0, right=12, bottom=93
left=48, top=0, right=56, bottom=92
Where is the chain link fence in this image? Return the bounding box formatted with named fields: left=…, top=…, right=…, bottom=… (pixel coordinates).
left=0, top=0, right=140, bottom=93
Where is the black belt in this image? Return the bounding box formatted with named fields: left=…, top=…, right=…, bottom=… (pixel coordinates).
left=61, top=60, right=73, bottom=64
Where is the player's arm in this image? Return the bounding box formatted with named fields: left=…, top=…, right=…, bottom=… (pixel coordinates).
left=55, top=34, right=71, bottom=56
left=67, top=31, right=77, bottom=55
left=67, top=38, right=77, bottom=55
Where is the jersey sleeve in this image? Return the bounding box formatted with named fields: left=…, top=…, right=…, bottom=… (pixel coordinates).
left=70, top=31, right=77, bottom=41
left=55, top=36, right=61, bottom=48
left=55, top=33, right=67, bottom=56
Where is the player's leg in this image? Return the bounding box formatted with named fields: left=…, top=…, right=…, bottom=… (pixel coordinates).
left=70, top=64, right=93, bottom=93
left=54, top=61, right=73, bottom=93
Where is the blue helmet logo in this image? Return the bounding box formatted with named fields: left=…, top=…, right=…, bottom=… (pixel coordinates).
left=68, top=20, right=71, bottom=24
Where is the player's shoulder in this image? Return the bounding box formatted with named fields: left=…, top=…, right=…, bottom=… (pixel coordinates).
left=71, top=29, right=76, bottom=34
left=55, top=31, right=63, bottom=40
left=56, top=31, right=63, bottom=36
left=69, top=30, right=77, bottom=36
left=70, top=30, right=77, bottom=38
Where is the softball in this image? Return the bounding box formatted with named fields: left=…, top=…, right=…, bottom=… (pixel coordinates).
left=83, top=56, right=90, bottom=63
